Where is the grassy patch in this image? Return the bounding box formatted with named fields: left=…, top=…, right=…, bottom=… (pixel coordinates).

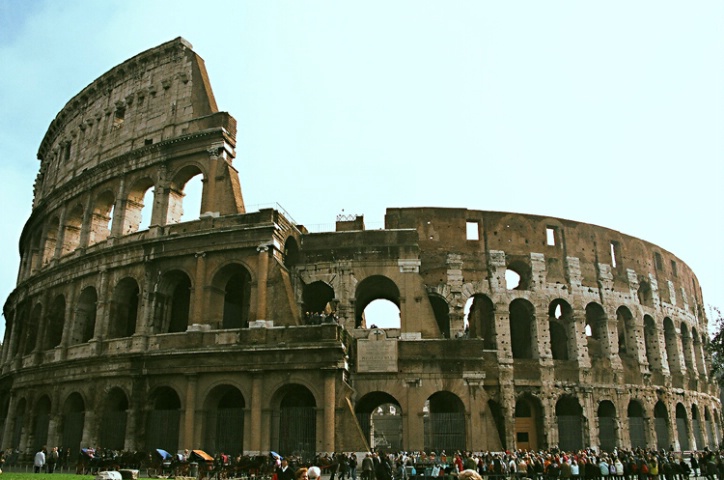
left=0, top=473, right=95, bottom=480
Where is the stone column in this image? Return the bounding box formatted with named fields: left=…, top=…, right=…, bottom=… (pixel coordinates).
left=191, top=252, right=207, bottom=326
left=182, top=375, right=198, bottom=450
left=249, top=372, right=263, bottom=455
left=255, top=245, right=270, bottom=321
left=323, top=372, right=336, bottom=452
left=2, top=393, right=17, bottom=448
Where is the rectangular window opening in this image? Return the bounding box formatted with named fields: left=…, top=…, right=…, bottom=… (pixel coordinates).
left=610, top=241, right=620, bottom=268
left=671, top=260, right=678, bottom=277
left=654, top=252, right=663, bottom=271
left=466, top=221, right=479, bottom=241
left=546, top=227, right=557, bottom=246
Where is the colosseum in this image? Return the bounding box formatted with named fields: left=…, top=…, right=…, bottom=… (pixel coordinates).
left=1, top=37, right=720, bottom=459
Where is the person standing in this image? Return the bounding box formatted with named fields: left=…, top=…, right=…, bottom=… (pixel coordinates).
left=34, top=446, right=47, bottom=473
left=47, top=447, right=59, bottom=473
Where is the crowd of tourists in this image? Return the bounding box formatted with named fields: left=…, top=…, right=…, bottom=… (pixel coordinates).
left=281, top=448, right=724, bottom=480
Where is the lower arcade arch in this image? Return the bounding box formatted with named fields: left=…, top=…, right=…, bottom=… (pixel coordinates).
left=676, top=403, right=690, bottom=451
left=423, top=392, right=465, bottom=453
left=597, top=401, right=617, bottom=452
left=100, top=388, right=129, bottom=450
left=61, top=393, right=85, bottom=456
left=514, top=395, right=543, bottom=451
left=203, top=386, right=245, bottom=455
left=556, top=396, right=584, bottom=452
left=271, top=385, right=316, bottom=459
left=33, top=396, right=51, bottom=453
left=355, top=392, right=402, bottom=452
left=692, top=404, right=705, bottom=449
left=654, top=401, right=670, bottom=450
left=146, top=387, right=181, bottom=452
left=628, top=400, right=646, bottom=448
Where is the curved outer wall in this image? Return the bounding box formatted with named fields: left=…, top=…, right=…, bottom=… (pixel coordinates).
left=1, top=38, right=720, bottom=457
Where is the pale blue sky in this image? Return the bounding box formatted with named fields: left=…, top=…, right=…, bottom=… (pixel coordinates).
left=1, top=1, right=722, bottom=336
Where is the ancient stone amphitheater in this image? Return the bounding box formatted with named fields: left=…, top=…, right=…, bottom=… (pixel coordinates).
left=1, top=37, right=720, bottom=458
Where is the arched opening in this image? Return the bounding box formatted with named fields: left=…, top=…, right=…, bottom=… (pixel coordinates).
left=424, top=392, right=465, bottom=452
left=692, top=404, right=705, bottom=450
left=355, top=392, right=402, bottom=452
left=33, top=395, right=51, bottom=453
left=355, top=276, right=401, bottom=329
left=616, top=306, right=635, bottom=357
left=43, top=217, right=60, bottom=264
left=23, top=303, right=42, bottom=355
left=705, top=408, right=715, bottom=448
left=510, top=299, right=535, bottom=359
left=692, top=329, right=707, bottom=377
left=146, top=387, right=181, bottom=452
left=108, top=278, right=140, bottom=339
left=100, top=388, right=128, bottom=450
left=62, top=204, right=84, bottom=255
left=505, top=259, right=531, bottom=290
left=283, top=237, right=299, bottom=269
left=43, top=294, right=65, bottom=350
left=585, top=303, right=608, bottom=359
left=628, top=400, right=646, bottom=448
left=644, top=315, right=660, bottom=370
left=676, top=403, right=690, bottom=451
left=549, top=300, right=572, bottom=361
left=89, top=190, right=115, bottom=245
left=303, top=281, right=336, bottom=324
left=11, top=398, right=26, bottom=450
left=654, top=401, right=669, bottom=450
left=556, top=396, right=584, bottom=452
left=664, top=317, right=680, bottom=373
left=638, top=280, right=654, bottom=308
left=515, top=395, right=543, bottom=451
left=61, top=393, right=85, bottom=456
left=598, top=401, right=617, bottom=452
left=124, top=178, right=155, bottom=234
left=428, top=295, right=450, bottom=338
left=217, top=265, right=252, bottom=329
left=179, top=173, right=203, bottom=223
left=272, top=385, right=316, bottom=458
left=152, top=270, right=191, bottom=334
left=203, top=386, right=245, bottom=455
left=681, top=323, right=694, bottom=371
left=71, top=287, right=97, bottom=345
left=464, top=294, right=496, bottom=349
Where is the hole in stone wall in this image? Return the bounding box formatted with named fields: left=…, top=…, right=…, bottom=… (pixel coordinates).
left=505, top=270, right=521, bottom=290
left=364, top=299, right=400, bottom=329
left=546, top=227, right=556, bottom=246
left=138, top=187, right=154, bottom=231
left=466, top=221, right=479, bottom=241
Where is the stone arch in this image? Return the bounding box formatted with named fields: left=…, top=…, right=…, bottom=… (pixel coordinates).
left=152, top=269, right=192, bottom=334
left=628, top=400, right=646, bottom=448
left=638, top=280, right=654, bottom=308
left=60, top=392, right=85, bottom=456
left=510, top=299, right=535, bottom=359
left=146, top=386, right=182, bottom=452
left=692, top=328, right=707, bottom=376
left=89, top=189, right=115, bottom=245
left=598, top=400, right=617, bottom=452
left=616, top=306, right=636, bottom=357
left=654, top=401, right=669, bottom=450
left=62, top=203, right=84, bottom=255
left=506, top=258, right=531, bottom=291
left=676, top=403, right=689, bottom=451
left=211, top=263, right=253, bottom=329
left=271, top=384, right=316, bottom=458
left=428, top=294, right=450, bottom=339
left=681, top=323, right=694, bottom=371
left=202, top=385, right=245, bottom=455
left=123, top=177, right=155, bottom=234
left=283, top=236, right=300, bottom=269
left=692, top=404, right=705, bottom=449
left=355, top=391, right=402, bottom=451
left=549, top=299, right=573, bottom=360
left=70, top=286, right=97, bottom=345
left=424, top=391, right=465, bottom=453
left=487, top=399, right=506, bottom=450
left=515, top=394, right=544, bottom=451
left=32, top=395, right=52, bottom=453
left=43, top=294, right=65, bottom=350
left=11, top=398, right=27, bottom=450
left=355, top=275, right=401, bottom=329
left=465, top=294, right=495, bottom=349
left=167, top=164, right=205, bottom=224
left=108, top=277, right=140, bottom=339
left=556, top=396, right=584, bottom=451
left=302, top=281, right=336, bottom=323
left=585, top=302, right=608, bottom=360
left=664, top=317, right=680, bottom=373
left=100, top=387, right=129, bottom=450
left=643, top=315, right=661, bottom=370
left=704, top=407, right=715, bottom=448
left=23, top=303, right=42, bottom=355
left=43, top=216, right=60, bottom=264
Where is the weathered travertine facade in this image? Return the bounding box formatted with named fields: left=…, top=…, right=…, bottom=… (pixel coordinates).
left=1, top=38, right=720, bottom=457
